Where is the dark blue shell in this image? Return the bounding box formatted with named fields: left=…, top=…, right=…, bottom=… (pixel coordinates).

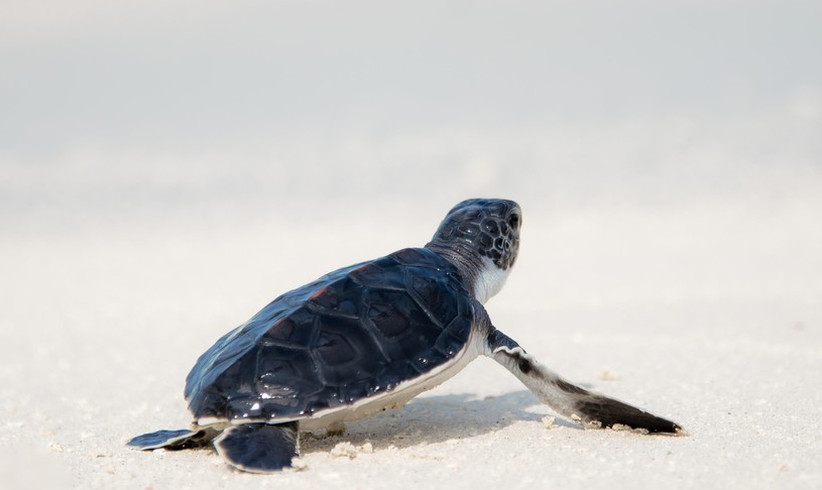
left=184, top=248, right=475, bottom=422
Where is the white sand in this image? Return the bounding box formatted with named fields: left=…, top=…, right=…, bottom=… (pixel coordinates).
left=1, top=197, right=820, bottom=489
left=2, top=2, right=821, bottom=488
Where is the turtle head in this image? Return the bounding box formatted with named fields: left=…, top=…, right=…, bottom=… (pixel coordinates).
left=426, top=198, right=521, bottom=303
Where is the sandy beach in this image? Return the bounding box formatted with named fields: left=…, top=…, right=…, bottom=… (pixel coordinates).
left=2, top=1, right=821, bottom=488
left=2, top=195, right=820, bottom=489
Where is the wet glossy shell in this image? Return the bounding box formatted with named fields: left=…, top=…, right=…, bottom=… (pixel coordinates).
left=184, top=247, right=474, bottom=422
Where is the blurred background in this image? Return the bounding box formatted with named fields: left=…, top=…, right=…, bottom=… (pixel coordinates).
left=2, top=0, right=819, bottom=309
left=2, top=2, right=821, bottom=487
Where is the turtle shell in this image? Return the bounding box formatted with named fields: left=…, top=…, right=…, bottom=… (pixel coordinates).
left=184, top=247, right=475, bottom=422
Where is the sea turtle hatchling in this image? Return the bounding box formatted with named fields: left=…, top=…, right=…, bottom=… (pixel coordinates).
left=128, top=198, right=683, bottom=473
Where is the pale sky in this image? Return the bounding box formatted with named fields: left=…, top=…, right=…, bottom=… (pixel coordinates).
left=1, top=0, right=820, bottom=226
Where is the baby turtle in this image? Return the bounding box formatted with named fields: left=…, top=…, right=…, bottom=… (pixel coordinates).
left=128, top=198, right=682, bottom=473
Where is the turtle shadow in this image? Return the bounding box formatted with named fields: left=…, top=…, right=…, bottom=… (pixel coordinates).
left=300, top=390, right=579, bottom=453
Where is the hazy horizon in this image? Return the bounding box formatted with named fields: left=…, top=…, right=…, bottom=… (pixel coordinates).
left=2, top=0, right=820, bottom=232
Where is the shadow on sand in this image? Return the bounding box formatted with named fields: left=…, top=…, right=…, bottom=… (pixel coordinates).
left=300, top=390, right=578, bottom=454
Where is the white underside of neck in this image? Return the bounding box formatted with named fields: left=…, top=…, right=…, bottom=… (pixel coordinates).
left=473, top=257, right=510, bottom=304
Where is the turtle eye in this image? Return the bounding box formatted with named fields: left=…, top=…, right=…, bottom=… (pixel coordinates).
left=507, top=214, right=520, bottom=231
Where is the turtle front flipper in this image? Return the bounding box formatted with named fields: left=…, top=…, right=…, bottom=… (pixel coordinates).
left=486, top=328, right=684, bottom=434
left=214, top=422, right=300, bottom=473
left=127, top=427, right=218, bottom=450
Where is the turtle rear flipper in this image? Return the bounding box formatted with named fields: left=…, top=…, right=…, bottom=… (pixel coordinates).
left=127, top=427, right=218, bottom=450
left=486, top=328, right=684, bottom=434
left=214, top=422, right=300, bottom=473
